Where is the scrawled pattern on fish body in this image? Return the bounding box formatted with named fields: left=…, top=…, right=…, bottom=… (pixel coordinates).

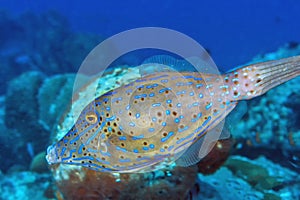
left=46, top=55, right=300, bottom=173
left=48, top=70, right=238, bottom=172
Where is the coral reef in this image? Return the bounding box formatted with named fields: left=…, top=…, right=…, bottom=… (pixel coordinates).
left=198, top=156, right=300, bottom=200
left=232, top=76, right=300, bottom=149
left=30, top=152, right=49, bottom=173
left=0, top=95, right=24, bottom=171
left=51, top=164, right=198, bottom=200
left=0, top=171, right=52, bottom=200
left=0, top=11, right=101, bottom=94
left=2, top=72, right=75, bottom=172
left=4, top=71, right=48, bottom=169
left=48, top=138, right=233, bottom=200
left=37, top=74, right=76, bottom=132
left=197, top=138, right=233, bottom=175
left=5, top=71, right=47, bottom=146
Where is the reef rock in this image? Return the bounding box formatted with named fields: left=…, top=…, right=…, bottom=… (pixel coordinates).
left=51, top=164, right=198, bottom=200
left=198, top=156, right=300, bottom=200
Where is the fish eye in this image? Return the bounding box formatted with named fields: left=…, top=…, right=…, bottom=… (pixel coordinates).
left=85, top=112, right=98, bottom=124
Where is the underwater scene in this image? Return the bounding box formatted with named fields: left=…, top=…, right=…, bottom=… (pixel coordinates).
left=1, top=1, right=300, bottom=200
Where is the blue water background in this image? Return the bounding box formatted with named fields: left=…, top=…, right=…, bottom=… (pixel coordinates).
left=1, top=0, right=299, bottom=70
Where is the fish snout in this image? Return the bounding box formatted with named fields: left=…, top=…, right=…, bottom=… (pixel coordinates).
left=46, top=144, right=60, bottom=164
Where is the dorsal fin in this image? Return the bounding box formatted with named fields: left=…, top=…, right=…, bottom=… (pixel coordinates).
left=143, top=55, right=194, bottom=69
left=139, top=55, right=195, bottom=77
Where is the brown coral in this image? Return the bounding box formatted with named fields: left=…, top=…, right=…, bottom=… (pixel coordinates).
left=197, top=138, right=233, bottom=175
left=52, top=164, right=198, bottom=200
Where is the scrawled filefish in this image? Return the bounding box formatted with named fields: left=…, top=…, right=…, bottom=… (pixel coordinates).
left=46, top=55, right=300, bottom=173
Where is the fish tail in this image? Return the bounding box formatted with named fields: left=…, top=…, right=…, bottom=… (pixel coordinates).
left=226, top=55, right=300, bottom=100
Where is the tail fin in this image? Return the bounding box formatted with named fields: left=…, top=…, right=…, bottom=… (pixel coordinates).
left=226, top=55, right=300, bottom=100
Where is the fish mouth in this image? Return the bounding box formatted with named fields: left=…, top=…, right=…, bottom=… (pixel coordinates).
left=46, top=144, right=59, bottom=164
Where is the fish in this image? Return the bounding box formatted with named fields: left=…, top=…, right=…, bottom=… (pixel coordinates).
left=46, top=55, right=300, bottom=173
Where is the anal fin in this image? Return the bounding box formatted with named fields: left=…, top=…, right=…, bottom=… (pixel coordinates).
left=175, top=121, right=231, bottom=167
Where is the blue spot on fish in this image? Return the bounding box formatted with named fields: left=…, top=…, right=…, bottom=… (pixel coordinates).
left=149, top=92, right=155, bottom=97
left=60, top=147, right=66, bottom=156
left=148, top=128, right=155, bottom=132
left=143, top=146, right=149, bottom=151
left=119, top=158, right=132, bottom=163
left=205, top=102, right=213, bottom=110
left=132, top=135, right=144, bottom=140
left=116, top=146, right=128, bottom=153
left=129, top=122, right=135, bottom=127
left=133, top=149, right=139, bottom=153
left=196, top=84, right=203, bottom=88
left=119, top=136, right=127, bottom=140
left=152, top=103, right=161, bottom=107
left=166, top=99, right=172, bottom=103
left=161, top=131, right=174, bottom=143
left=161, top=79, right=168, bottom=83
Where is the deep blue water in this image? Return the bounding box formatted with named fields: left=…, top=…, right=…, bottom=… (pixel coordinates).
left=1, top=0, right=300, bottom=69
